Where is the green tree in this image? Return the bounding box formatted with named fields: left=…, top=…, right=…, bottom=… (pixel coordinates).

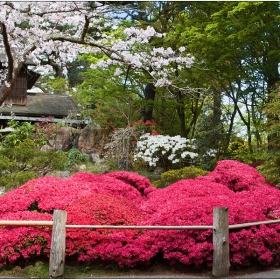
left=72, top=53, right=144, bottom=129
left=171, top=1, right=280, bottom=155
left=78, top=2, right=209, bottom=137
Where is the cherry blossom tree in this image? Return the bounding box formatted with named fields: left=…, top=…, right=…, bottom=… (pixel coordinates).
left=0, top=1, right=197, bottom=111
left=0, top=1, right=120, bottom=105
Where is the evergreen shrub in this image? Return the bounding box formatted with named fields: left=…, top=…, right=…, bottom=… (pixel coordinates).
left=0, top=140, right=67, bottom=190
left=228, top=140, right=254, bottom=164
left=0, top=171, right=39, bottom=191
left=66, top=148, right=88, bottom=169
left=256, top=152, right=280, bottom=185
left=152, top=166, right=209, bottom=188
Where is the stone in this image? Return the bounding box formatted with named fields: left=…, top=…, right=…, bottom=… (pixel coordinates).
left=90, top=153, right=101, bottom=165
left=0, top=187, right=5, bottom=196
left=53, top=170, right=70, bottom=178
left=77, top=125, right=110, bottom=154
left=154, top=167, right=165, bottom=175
left=77, top=126, right=97, bottom=153
left=48, top=140, right=55, bottom=148
left=100, top=165, right=111, bottom=173
left=79, top=164, right=87, bottom=171
left=55, top=127, right=73, bottom=151
left=148, top=174, right=162, bottom=181
left=40, top=144, right=55, bottom=152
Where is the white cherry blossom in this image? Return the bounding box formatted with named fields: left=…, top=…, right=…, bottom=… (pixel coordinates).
left=0, top=1, right=195, bottom=106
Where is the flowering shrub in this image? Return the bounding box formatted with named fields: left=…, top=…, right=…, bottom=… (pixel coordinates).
left=0, top=172, right=154, bottom=267
left=206, top=159, right=267, bottom=191
left=130, top=119, right=159, bottom=136
left=104, top=120, right=159, bottom=170
left=134, top=134, right=198, bottom=170
left=66, top=193, right=147, bottom=267
left=1, top=160, right=280, bottom=269
left=139, top=171, right=280, bottom=267
left=106, top=171, right=156, bottom=196
left=0, top=212, right=52, bottom=266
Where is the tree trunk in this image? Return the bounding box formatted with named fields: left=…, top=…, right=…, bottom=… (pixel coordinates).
left=140, top=83, right=156, bottom=122
left=212, top=88, right=222, bottom=130
left=224, top=103, right=237, bottom=153
left=264, top=51, right=279, bottom=150
left=177, top=107, right=188, bottom=138
left=0, top=63, right=24, bottom=106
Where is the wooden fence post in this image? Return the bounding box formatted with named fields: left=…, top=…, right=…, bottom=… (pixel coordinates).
left=212, top=207, right=230, bottom=278
left=49, top=210, right=67, bottom=278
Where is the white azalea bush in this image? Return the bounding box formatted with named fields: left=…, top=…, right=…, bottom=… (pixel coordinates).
left=134, top=133, right=198, bottom=170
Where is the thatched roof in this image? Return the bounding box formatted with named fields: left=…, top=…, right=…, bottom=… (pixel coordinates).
left=0, top=92, right=79, bottom=119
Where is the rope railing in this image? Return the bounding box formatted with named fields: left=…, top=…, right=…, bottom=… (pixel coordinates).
left=2, top=219, right=280, bottom=230
left=1, top=207, right=280, bottom=278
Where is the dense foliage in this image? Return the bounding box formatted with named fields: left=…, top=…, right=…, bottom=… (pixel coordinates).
left=0, top=119, right=59, bottom=148
left=1, top=160, right=280, bottom=269
left=0, top=139, right=67, bottom=190
left=152, top=166, right=209, bottom=188
left=0, top=121, right=89, bottom=190
left=2, top=2, right=280, bottom=176
left=2, top=3, right=280, bottom=271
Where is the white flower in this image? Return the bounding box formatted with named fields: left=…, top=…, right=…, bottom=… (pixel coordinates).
left=168, top=154, right=175, bottom=161
left=179, top=46, right=186, bottom=52
left=134, top=134, right=198, bottom=168
left=114, top=68, right=122, bottom=76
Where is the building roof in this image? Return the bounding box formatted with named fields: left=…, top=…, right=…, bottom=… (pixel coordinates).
left=0, top=92, right=80, bottom=119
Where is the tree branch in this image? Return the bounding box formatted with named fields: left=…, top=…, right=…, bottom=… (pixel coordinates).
left=81, top=15, right=90, bottom=42
left=1, top=23, right=14, bottom=81
left=50, top=36, right=155, bottom=84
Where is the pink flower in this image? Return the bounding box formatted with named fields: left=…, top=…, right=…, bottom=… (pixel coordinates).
left=1, top=160, right=280, bottom=268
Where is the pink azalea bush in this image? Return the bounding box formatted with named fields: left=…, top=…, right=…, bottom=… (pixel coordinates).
left=1, top=160, right=280, bottom=268
left=0, top=212, right=52, bottom=266
left=66, top=192, right=147, bottom=267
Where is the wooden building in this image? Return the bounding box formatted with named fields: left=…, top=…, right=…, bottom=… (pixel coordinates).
left=0, top=54, right=84, bottom=126
left=0, top=92, right=81, bottom=123
left=0, top=54, right=40, bottom=105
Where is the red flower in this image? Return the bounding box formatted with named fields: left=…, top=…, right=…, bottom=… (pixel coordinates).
left=1, top=160, right=280, bottom=268
left=151, top=129, right=160, bottom=136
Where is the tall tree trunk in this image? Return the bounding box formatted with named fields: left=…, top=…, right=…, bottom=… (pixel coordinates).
left=212, top=88, right=222, bottom=130
left=140, top=83, right=156, bottom=122
left=177, top=107, right=188, bottom=138
left=176, top=90, right=188, bottom=138
left=224, top=103, right=237, bottom=153
left=264, top=51, right=280, bottom=150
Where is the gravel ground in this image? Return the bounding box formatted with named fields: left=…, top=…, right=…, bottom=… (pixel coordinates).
left=80, top=263, right=280, bottom=279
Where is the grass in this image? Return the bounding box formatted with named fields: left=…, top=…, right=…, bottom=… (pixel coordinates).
left=0, top=259, right=127, bottom=279
left=0, top=256, right=212, bottom=279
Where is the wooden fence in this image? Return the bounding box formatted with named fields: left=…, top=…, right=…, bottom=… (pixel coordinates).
left=1, top=207, right=280, bottom=278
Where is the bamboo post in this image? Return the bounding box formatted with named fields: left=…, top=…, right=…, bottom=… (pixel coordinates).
left=212, top=207, right=230, bottom=278
left=49, top=210, right=67, bottom=278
